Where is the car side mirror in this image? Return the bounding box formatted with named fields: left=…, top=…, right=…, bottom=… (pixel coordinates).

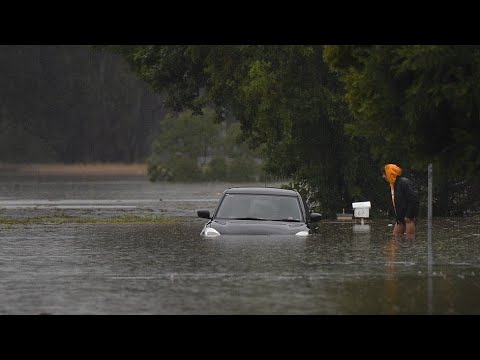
left=309, top=212, right=322, bottom=222
left=197, top=209, right=211, bottom=219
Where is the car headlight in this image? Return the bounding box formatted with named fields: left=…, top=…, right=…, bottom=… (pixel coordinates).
left=204, top=227, right=221, bottom=237
left=295, top=231, right=309, bottom=236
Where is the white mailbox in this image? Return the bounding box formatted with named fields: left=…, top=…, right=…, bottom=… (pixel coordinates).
left=352, top=201, right=371, bottom=218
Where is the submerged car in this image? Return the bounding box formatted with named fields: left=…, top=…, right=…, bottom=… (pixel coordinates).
left=197, top=187, right=321, bottom=237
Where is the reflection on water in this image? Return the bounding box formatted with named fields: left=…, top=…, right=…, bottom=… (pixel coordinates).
left=0, top=175, right=479, bottom=314
left=384, top=238, right=397, bottom=314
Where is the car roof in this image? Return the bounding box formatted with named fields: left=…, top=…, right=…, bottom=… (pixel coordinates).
left=224, top=187, right=299, bottom=197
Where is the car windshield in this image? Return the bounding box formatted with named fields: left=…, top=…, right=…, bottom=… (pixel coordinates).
left=215, top=194, right=303, bottom=221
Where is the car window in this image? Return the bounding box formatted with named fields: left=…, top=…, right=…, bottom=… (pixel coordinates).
left=215, top=194, right=303, bottom=221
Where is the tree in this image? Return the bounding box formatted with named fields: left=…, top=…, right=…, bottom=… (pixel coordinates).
left=147, top=108, right=265, bottom=182
left=324, top=45, right=480, bottom=215
left=106, top=45, right=391, bottom=216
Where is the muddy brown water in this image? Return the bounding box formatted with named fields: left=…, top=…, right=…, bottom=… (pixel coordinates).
left=0, top=174, right=479, bottom=314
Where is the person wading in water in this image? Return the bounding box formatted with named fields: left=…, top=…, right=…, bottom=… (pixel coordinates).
left=382, top=164, right=419, bottom=239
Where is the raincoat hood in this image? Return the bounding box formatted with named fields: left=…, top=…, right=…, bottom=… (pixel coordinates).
left=384, top=164, right=402, bottom=187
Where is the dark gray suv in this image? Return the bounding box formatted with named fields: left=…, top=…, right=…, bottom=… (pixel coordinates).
left=197, top=187, right=321, bottom=237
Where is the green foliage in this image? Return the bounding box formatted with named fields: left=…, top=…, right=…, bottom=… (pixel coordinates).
left=148, top=156, right=204, bottom=182
left=146, top=108, right=264, bottom=182
left=226, top=156, right=259, bottom=182
left=147, top=109, right=216, bottom=182
left=166, top=156, right=203, bottom=182
left=150, top=108, right=220, bottom=161
left=324, top=45, right=480, bottom=215
left=109, top=45, right=384, bottom=215
left=110, top=45, right=480, bottom=216
left=146, top=160, right=173, bottom=181
left=204, top=157, right=227, bottom=181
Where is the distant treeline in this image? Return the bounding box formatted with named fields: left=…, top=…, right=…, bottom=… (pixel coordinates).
left=0, top=45, right=165, bottom=163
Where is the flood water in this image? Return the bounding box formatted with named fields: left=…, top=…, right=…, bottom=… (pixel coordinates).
left=1, top=173, right=479, bottom=314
